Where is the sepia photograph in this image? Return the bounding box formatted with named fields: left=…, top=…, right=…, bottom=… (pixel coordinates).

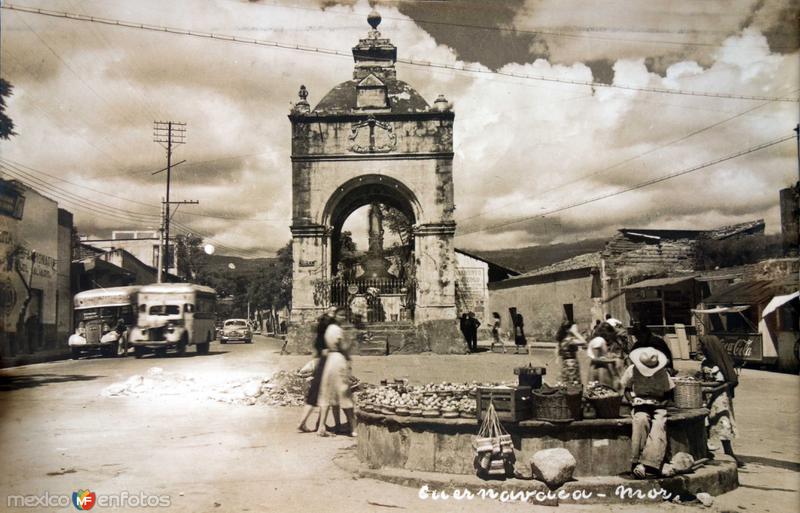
left=0, top=0, right=798, bottom=511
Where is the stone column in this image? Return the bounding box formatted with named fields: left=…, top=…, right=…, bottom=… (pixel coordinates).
left=413, top=222, right=462, bottom=353
left=287, top=223, right=330, bottom=354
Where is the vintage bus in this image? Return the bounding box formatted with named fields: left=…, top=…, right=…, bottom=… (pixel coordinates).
left=68, top=286, right=140, bottom=359
left=129, top=283, right=217, bottom=357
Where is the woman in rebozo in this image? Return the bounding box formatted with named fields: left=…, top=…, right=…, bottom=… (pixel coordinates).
left=316, top=321, right=357, bottom=437
left=555, top=321, right=587, bottom=385
left=513, top=313, right=527, bottom=354
left=699, top=335, right=742, bottom=467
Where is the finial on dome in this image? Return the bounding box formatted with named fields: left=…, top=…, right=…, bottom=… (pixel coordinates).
left=367, top=10, right=382, bottom=30
left=298, top=85, right=308, bottom=101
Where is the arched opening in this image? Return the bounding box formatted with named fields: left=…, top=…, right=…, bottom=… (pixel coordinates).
left=323, top=176, right=419, bottom=323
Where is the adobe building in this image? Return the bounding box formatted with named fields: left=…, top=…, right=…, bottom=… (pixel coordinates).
left=0, top=178, right=73, bottom=364
left=286, top=11, right=460, bottom=353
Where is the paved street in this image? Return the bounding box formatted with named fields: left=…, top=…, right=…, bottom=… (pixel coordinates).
left=1, top=335, right=798, bottom=513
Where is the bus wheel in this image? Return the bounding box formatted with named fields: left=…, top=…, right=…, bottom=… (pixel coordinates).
left=134, top=346, right=145, bottom=359
left=176, top=336, right=187, bottom=357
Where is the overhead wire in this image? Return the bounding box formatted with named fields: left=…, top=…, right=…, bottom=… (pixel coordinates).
left=238, top=0, right=793, bottom=51
left=456, top=89, right=799, bottom=225
left=455, top=134, right=795, bottom=237
left=3, top=4, right=797, bottom=103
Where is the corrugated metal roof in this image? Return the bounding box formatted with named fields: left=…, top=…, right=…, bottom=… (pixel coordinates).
left=622, top=275, right=697, bottom=290
left=703, top=277, right=799, bottom=306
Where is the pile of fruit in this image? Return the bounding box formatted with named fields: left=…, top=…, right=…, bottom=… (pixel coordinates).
left=584, top=381, right=619, bottom=399
left=357, top=381, right=492, bottom=418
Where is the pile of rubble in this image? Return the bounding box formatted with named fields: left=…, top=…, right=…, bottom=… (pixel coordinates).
left=101, top=367, right=312, bottom=406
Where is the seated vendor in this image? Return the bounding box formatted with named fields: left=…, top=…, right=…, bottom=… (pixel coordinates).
left=620, top=347, right=675, bottom=479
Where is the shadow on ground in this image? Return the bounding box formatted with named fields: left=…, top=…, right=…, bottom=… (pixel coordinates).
left=0, top=373, right=104, bottom=392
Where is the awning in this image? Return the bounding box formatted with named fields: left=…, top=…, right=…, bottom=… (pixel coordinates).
left=691, top=306, right=750, bottom=314
left=703, top=279, right=779, bottom=306
left=623, top=275, right=696, bottom=290
left=762, top=291, right=800, bottom=317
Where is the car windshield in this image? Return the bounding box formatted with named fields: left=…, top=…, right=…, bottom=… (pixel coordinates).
left=225, top=320, right=247, bottom=327
left=149, top=305, right=181, bottom=316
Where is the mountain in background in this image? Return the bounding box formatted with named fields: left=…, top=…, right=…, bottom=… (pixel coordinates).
left=203, top=254, right=276, bottom=276
left=463, top=238, right=607, bottom=273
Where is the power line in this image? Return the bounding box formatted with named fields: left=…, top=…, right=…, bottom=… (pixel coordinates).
left=4, top=3, right=797, bottom=103
left=456, top=92, right=797, bottom=225
left=14, top=14, right=147, bottom=136
left=0, top=159, right=158, bottom=220
left=455, top=134, right=794, bottom=237
left=242, top=0, right=793, bottom=51
left=0, top=165, right=160, bottom=225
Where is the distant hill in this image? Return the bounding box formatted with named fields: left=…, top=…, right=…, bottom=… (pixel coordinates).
left=464, top=238, right=607, bottom=273
left=203, top=254, right=276, bottom=275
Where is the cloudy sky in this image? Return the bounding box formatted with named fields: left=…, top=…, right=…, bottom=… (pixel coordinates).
left=1, top=0, right=798, bottom=256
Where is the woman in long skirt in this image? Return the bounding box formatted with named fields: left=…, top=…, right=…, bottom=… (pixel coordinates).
left=297, top=307, right=338, bottom=432
left=317, top=323, right=356, bottom=437
left=699, top=335, right=742, bottom=466
left=513, top=313, right=527, bottom=354
left=555, top=321, right=587, bottom=385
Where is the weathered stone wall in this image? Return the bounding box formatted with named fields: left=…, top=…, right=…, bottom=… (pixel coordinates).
left=356, top=408, right=708, bottom=477
left=488, top=270, right=601, bottom=341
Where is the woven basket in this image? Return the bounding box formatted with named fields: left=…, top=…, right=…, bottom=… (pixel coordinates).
left=591, top=394, right=622, bottom=418
left=674, top=380, right=703, bottom=409
left=531, top=386, right=583, bottom=422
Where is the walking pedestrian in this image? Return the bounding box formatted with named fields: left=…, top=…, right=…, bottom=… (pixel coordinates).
left=555, top=321, right=586, bottom=385
left=490, top=312, right=505, bottom=353
left=513, top=313, right=527, bottom=354
left=699, top=335, right=742, bottom=467
left=297, top=307, right=339, bottom=433
left=316, top=322, right=357, bottom=437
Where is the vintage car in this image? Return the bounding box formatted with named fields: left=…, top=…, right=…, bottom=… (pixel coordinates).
left=220, top=319, right=252, bottom=344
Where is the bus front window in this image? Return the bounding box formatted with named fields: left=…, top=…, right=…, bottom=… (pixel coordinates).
left=149, top=305, right=181, bottom=316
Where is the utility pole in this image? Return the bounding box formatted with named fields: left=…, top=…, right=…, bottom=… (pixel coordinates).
left=153, top=121, right=196, bottom=281
left=794, top=123, right=799, bottom=182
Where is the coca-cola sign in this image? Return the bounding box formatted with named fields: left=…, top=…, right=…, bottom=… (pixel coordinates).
left=717, top=333, right=763, bottom=362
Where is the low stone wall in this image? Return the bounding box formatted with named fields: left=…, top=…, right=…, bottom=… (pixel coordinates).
left=356, top=408, right=708, bottom=477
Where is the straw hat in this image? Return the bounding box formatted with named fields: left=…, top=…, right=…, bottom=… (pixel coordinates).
left=630, top=346, right=668, bottom=376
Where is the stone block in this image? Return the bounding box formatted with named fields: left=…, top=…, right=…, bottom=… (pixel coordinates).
left=404, top=430, right=435, bottom=472
left=434, top=432, right=475, bottom=474
left=529, top=448, right=577, bottom=489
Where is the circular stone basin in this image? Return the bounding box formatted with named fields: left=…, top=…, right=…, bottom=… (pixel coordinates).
left=356, top=408, right=708, bottom=476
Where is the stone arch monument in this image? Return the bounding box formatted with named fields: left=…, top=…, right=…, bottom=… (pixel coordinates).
left=286, top=11, right=461, bottom=354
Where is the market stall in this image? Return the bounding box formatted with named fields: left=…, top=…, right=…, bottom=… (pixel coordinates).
left=354, top=368, right=709, bottom=478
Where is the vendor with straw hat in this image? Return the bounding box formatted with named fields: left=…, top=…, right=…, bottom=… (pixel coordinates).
left=620, top=346, right=675, bottom=479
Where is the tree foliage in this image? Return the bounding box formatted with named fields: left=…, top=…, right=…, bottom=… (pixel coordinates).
left=695, top=234, right=784, bottom=270
left=0, top=79, right=17, bottom=140
left=246, top=241, right=292, bottom=311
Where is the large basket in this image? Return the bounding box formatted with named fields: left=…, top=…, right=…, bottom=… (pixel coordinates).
left=591, top=395, right=622, bottom=418
left=674, top=380, right=703, bottom=409
left=531, top=386, right=583, bottom=422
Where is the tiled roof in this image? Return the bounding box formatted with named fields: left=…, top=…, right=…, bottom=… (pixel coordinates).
left=313, top=79, right=430, bottom=114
